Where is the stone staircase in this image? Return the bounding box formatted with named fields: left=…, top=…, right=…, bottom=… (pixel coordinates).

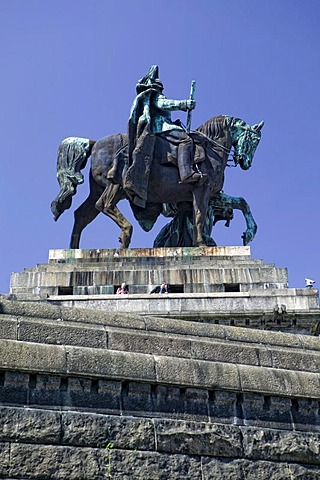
left=1, top=298, right=320, bottom=478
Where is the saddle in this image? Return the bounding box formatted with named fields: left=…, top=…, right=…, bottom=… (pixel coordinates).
left=109, top=131, right=207, bottom=187
left=156, top=131, right=207, bottom=166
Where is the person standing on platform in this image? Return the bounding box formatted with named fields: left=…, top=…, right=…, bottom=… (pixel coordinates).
left=116, top=282, right=129, bottom=294
left=159, top=281, right=170, bottom=294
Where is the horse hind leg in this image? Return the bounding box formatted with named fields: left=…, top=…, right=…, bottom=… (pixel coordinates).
left=70, top=175, right=103, bottom=249
left=95, top=183, right=133, bottom=249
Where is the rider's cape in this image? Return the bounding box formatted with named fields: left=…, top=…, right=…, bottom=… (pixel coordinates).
left=123, top=89, right=157, bottom=207
left=122, top=91, right=225, bottom=208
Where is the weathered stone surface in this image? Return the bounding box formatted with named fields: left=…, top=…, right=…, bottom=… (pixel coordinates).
left=109, top=330, right=191, bottom=358
left=201, top=457, right=320, bottom=479
left=151, top=385, right=209, bottom=421
left=238, top=363, right=320, bottom=399
left=48, top=291, right=319, bottom=318
left=209, top=390, right=238, bottom=424
left=155, top=419, right=243, bottom=457
left=0, top=442, right=10, bottom=477
left=155, top=356, right=240, bottom=390
left=66, top=346, right=156, bottom=381
left=9, top=443, right=106, bottom=479
left=11, top=247, right=320, bottom=329
left=242, top=427, right=320, bottom=465
left=0, top=300, right=62, bottom=320
left=270, top=346, right=320, bottom=373
left=1, top=282, right=320, bottom=477
left=110, top=449, right=202, bottom=480
left=19, top=319, right=107, bottom=348
left=0, top=315, right=17, bottom=340
left=48, top=246, right=251, bottom=262
left=298, top=334, right=320, bottom=352
left=62, top=411, right=155, bottom=450
left=144, top=315, right=227, bottom=339
left=241, top=393, right=293, bottom=430
left=291, top=398, right=320, bottom=432
left=3, top=335, right=320, bottom=400
left=60, top=305, right=146, bottom=330
left=0, top=299, right=147, bottom=330
left=0, top=372, right=30, bottom=405
left=0, top=406, right=60, bottom=443
left=0, top=339, right=67, bottom=374
left=224, top=325, right=302, bottom=349
left=191, top=339, right=268, bottom=367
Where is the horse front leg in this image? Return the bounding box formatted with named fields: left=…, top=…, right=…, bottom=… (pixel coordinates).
left=192, top=186, right=211, bottom=247
left=103, top=206, right=133, bottom=248
left=210, top=192, right=257, bottom=245
left=95, top=183, right=133, bottom=249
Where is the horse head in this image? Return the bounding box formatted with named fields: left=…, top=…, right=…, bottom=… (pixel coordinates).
left=231, top=118, right=264, bottom=170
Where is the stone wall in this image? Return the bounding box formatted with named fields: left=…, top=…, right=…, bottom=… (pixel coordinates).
left=0, top=299, right=320, bottom=478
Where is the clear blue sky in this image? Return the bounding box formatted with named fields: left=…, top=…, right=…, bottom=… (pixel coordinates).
left=1, top=0, right=319, bottom=293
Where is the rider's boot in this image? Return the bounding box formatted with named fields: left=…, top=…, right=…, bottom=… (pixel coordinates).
left=178, top=141, right=207, bottom=185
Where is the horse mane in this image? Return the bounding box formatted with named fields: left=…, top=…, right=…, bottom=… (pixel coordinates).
left=195, top=115, right=230, bottom=141
left=195, top=115, right=236, bottom=154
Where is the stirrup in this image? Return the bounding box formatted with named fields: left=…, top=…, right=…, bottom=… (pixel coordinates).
left=179, top=172, right=207, bottom=184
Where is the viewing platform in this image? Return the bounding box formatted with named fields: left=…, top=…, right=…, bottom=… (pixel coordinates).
left=9, top=247, right=319, bottom=333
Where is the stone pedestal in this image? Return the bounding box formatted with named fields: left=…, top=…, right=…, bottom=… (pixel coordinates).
left=11, top=246, right=288, bottom=296
left=10, top=246, right=319, bottom=332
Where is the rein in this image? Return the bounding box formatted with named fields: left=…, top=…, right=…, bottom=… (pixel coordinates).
left=193, top=126, right=238, bottom=166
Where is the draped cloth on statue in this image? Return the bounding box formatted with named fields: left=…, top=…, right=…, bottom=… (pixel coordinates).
left=121, top=129, right=223, bottom=208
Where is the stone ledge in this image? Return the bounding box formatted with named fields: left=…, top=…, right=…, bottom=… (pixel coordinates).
left=46, top=288, right=319, bottom=316
left=6, top=317, right=320, bottom=373
left=0, top=339, right=320, bottom=399
left=48, top=246, right=251, bottom=262
left=47, top=288, right=317, bottom=299
left=1, top=299, right=319, bottom=350
left=0, top=375, right=319, bottom=430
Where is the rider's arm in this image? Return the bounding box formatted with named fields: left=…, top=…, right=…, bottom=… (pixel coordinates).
left=155, top=95, right=196, bottom=112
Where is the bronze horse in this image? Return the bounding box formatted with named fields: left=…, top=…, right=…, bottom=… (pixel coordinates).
left=51, top=115, right=263, bottom=249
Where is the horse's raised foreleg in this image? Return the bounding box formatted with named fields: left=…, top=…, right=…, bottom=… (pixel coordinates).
left=210, top=192, right=257, bottom=245
left=70, top=175, right=103, bottom=249
left=95, top=183, right=133, bottom=249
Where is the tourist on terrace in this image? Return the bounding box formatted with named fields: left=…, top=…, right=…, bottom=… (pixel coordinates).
left=116, top=283, right=129, bottom=294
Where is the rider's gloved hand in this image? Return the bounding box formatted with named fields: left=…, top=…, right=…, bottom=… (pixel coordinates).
left=186, top=99, right=196, bottom=110
left=178, top=99, right=196, bottom=111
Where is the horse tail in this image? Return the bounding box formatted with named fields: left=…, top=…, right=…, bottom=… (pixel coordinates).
left=50, top=137, right=96, bottom=221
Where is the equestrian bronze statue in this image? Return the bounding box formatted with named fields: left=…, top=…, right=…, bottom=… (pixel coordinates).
left=51, top=65, right=264, bottom=249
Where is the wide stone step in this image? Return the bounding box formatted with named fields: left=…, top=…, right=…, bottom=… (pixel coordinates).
left=1, top=300, right=320, bottom=376
left=0, top=336, right=319, bottom=400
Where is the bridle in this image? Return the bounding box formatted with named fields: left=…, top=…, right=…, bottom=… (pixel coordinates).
left=196, top=125, right=259, bottom=168
left=232, top=127, right=260, bottom=167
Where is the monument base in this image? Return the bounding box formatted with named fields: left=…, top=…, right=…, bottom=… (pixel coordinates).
left=2, top=247, right=320, bottom=476
left=0, top=297, right=320, bottom=478
left=12, top=246, right=289, bottom=296
left=9, top=246, right=319, bottom=333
